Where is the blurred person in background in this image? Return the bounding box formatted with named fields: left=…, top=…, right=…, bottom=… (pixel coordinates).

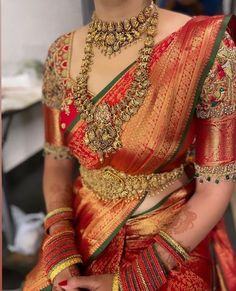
left=23, top=0, right=236, bottom=290
left=159, top=0, right=223, bottom=15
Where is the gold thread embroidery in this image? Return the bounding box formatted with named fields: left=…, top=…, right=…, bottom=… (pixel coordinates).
left=197, top=32, right=236, bottom=119
left=44, top=142, right=74, bottom=160
left=42, top=47, right=64, bottom=109
left=194, top=162, right=236, bottom=183
left=43, top=33, right=74, bottom=111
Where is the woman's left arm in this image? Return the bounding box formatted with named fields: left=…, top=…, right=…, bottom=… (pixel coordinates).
left=153, top=26, right=236, bottom=272
left=154, top=180, right=235, bottom=270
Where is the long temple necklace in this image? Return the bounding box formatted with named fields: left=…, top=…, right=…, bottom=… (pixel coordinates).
left=74, top=1, right=158, bottom=162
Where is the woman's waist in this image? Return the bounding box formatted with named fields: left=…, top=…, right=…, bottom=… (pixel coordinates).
left=132, top=171, right=192, bottom=216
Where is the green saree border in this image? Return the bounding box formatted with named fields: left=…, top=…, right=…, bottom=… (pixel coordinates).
left=64, top=61, right=135, bottom=137
left=130, top=193, right=171, bottom=219
left=84, top=194, right=147, bottom=266
left=130, top=178, right=194, bottom=219
left=155, top=15, right=232, bottom=173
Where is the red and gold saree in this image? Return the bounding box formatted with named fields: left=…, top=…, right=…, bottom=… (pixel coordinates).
left=24, top=15, right=236, bottom=291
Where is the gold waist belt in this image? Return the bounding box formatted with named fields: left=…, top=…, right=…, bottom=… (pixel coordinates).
left=80, top=164, right=184, bottom=202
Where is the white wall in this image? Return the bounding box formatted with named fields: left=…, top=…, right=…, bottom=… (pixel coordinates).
left=223, top=0, right=236, bottom=14
left=2, top=0, right=84, bottom=172
left=2, top=0, right=83, bottom=75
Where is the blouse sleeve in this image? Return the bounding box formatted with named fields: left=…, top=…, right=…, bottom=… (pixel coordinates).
left=42, top=41, right=74, bottom=160
left=194, top=31, right=236, bottom=183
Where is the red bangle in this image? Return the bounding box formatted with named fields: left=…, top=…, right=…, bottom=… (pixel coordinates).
left=44, top=209, right=74, bottom=233
left=43, top=229, right=82, bottom=282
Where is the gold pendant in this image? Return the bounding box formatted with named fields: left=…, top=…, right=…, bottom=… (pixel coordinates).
left=84, top=103, right=122, bottom=162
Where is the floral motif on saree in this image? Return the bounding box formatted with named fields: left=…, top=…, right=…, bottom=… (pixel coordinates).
left=23, top=15, right=236, bottom=291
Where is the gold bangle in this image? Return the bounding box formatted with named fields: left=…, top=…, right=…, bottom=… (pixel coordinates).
left=48, top=255, right=83, bottom=282
left=159, top=230, right=190, bottom=260
left=112, top=271, right=120, bottom=291
left=45, top=207, right=73, bottom=221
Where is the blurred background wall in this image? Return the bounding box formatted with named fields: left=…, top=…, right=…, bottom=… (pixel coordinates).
left=2, top=0, right=84, bottom=76
left=2, top=0, right=84, bottom=172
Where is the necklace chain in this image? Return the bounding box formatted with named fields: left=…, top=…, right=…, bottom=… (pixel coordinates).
left=74, top=2, right=159, bottom=162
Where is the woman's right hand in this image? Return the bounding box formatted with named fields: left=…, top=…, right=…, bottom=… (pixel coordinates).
left=53, top=264, right=80, bottom=291
left=48, top=221, right=80, bottom=290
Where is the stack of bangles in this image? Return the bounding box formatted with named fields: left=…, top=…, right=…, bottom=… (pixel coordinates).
left=112, top=230, right=190, bottom=291
left=43, top=207, right=82, bottom=282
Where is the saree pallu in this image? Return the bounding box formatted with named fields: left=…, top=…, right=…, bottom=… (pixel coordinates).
left=24, top=14, right=236, bottom=291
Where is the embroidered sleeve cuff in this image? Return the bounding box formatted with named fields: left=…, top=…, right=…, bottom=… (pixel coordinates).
left=196, top=31, right=236, bottom=120
left=194, top=162, right=236, bottom=183
left=43, top=142, right=74, bottom=160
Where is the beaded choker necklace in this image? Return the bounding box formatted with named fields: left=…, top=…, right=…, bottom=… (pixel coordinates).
left=74, top=2, right=158, bottom=163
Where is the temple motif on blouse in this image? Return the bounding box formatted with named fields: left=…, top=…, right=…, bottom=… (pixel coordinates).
left=42, top=33, right=74, bottom=110
left=42, top=34, right=76, bottom=159
left=196, top=31, right=236, bottom=119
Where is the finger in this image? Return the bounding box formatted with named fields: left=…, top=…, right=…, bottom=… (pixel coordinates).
left=58, top=276, right=97, bottom=290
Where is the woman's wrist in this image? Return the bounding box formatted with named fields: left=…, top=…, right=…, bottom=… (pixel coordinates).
left=44, top=207, right=74, bottom=234
left=43, top=227, right=82, bottom=282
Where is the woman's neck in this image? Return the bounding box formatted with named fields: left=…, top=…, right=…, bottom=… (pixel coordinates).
left=93, top=0, right=152, bottom=21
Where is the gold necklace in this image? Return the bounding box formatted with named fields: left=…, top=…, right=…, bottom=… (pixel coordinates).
left=91, top=4, right=153, bottom=57
left=74, top=2, right=158, bottom=163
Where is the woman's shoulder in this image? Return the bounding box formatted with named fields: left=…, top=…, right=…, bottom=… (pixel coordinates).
left=46, top=24, right=88, bottom=58
left=158, top=8, right=192, bottom=37
left=158, top=8, right=192, bottom=26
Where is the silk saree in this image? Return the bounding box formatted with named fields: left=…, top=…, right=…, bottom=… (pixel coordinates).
left=24, top=15, right=236, bottom=291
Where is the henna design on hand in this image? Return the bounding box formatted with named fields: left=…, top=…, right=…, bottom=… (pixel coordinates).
left=155, top=244, right=176, bottom=270
left=69, top=265, right=80, bottom=277
left=169, top=206, right=197, bottom=235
